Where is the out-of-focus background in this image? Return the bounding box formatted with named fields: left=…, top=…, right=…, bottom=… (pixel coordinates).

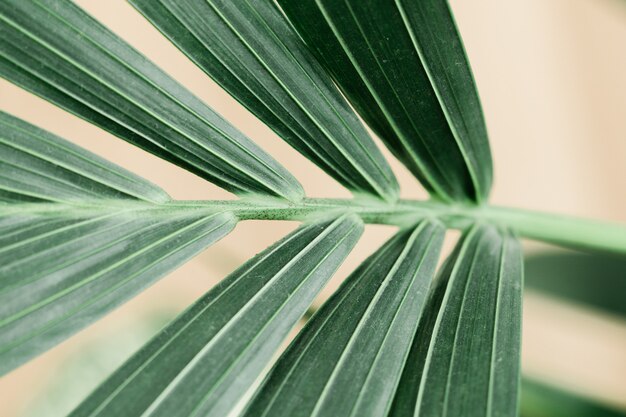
left=1, top=0, right=625, bottom=416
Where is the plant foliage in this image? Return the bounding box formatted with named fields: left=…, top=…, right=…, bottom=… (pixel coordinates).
left=0, top=0, right=623, bottom=416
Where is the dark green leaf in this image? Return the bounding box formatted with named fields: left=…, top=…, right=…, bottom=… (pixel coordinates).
left=243, top=220, right=444, bottom=417
left=0, top=0, right=302, bottom=200
left=277, top=0, right=493, bottom=203
left=387, top=228, right=460, bottom=417
left=0, top=111, right=168, bottom=204
left=0, top=112, right=237, bottom=375
left=525, top=250, right=626, bottom=318
left=71, top=215, right=363, bottom=417
left=521, top=379, right=626, bottom=417
left=130, top=0, right=399, bottom=202
left=390, top=224, right=523, bottom=417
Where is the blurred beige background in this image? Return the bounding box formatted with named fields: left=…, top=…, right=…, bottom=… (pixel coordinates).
left=1, top=0, right=626, bottom=415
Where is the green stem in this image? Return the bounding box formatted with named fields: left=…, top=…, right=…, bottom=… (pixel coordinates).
left=180, top=197, right=626, bottom=254
left=6, top=197, right=626, bottom=254
left=474, top=205, right=626, bottom=255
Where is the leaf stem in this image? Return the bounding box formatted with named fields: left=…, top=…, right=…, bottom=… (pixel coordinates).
left=4, top=197, right=625, bottom=254
left=168, top=198, right=626, bottom=254
left=472, top=205, right=626, bottom=255
left=197, top=197, right=626, bottom=254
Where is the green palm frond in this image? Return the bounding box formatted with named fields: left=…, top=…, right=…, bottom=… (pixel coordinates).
left=277, top=0, right=492, bottom=203
left=0, top=0, right=624, bottom=416
left=0, top=112, right=236, bottom=374
left=243, top=221, right=443, bottom=417
left=390, top=225, right=523, bottom=417
left=131, top=0, right=399, bottom=202
left=72, top=216, right=362, bottom=417
left=0, top=0, right=302, bottom=200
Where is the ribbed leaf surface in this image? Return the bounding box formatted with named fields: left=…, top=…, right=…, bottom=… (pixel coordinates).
left=71, top=215, right=363, bottom=417
left=0, top=113, right=236, bottom=374
left=0, top=0, right=302, bottom=200
left=278, top=0, right=493, bottom=203
left=131, top=0, right=399, bottom=202
left=389, top=224, right=523, bottom=417
left=0, top=111, right=168, bottom=204
left=243, top=220, right=444, bottom=417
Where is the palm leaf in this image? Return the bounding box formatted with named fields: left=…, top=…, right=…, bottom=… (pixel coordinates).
left=0, top=112, right=236, bottom=374
left=390, top=224, right=523, bottom=416
left=0, top=0, right=302, bottom=200
left=277, top=0, right=493, bottom=203
left=521, top=379, right=626, bottom=417
left=0, top=111, right=168, bottom=204
left=525, top=250, right=626, bottom=318
left=0, top=1, right=613, bottom=415
left=71, top=215, right=363, bottom=417
left=130, top=0, right=399, bottom=202
left=242, top=220, right=444, bottom=417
